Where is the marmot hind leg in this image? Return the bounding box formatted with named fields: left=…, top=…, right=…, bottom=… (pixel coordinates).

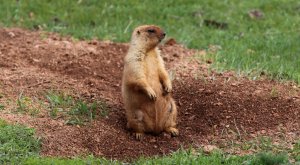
left=164, top=100, right=179, bottom=137
left=126, top=110, right=145, bottom=140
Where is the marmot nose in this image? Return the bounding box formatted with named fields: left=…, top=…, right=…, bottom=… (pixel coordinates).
left=162, top=32, right=166, bottom=37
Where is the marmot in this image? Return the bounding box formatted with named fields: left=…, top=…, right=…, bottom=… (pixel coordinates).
left=121, top=25, right=178, bottom=140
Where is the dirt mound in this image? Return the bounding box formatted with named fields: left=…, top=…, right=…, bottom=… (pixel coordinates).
left=0, top=28, right=299, bottom=160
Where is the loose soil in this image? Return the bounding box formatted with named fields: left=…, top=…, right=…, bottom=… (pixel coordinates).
left=0, top=28, right=299, bottom=160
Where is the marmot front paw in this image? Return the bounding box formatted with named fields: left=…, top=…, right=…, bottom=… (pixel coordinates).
left=146, top=87, right=157, bottom=101
left=163, top=82, right=172, bottom=94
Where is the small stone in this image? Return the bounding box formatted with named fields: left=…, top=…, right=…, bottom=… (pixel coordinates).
left=8, top=32, right=16, bottom=37
left=203, top=145, right=218, bottom=153
left=149, top=139, right=156, bottom=143
left=248, top=9, right=264, bottom=19
left=206, top=59, right=213, bottom=64
left=173, top=53, right=180, bottom=58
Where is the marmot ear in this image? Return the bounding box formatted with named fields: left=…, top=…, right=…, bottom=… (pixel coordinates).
left=137, top=30, right=140, bottom=35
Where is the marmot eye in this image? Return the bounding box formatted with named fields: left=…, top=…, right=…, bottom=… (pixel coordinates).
left=147, top=29, right=156, bottom=33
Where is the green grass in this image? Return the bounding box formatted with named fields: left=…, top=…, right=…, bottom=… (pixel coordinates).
left=12, top=90, right=109, bottom=125
left=23, top=156, right=118, bottom=165
left=22, top=150, right=291, bottom=165
left=0, top=104, right=4, bottom=110
left=46, top=91, right=109, bottom=125
left=254, top=152, right=289, bottom=165
left=292, top=141, right=300, bottom=161
left=16, top=95, right=41, bottom=116
left=0, top=119, right=40, bottom=164
left=0, top=0, right=299, bottom=83
left=0, top=93, right=4, bottom=110
left=136, top=150, right=290, bottom=165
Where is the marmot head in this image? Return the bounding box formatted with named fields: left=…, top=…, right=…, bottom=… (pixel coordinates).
left=130, top=25, right=166, bottom=51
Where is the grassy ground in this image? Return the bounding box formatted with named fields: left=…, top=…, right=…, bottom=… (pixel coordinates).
left=0, top=118, right=292, bottom=164
left=0, top=0, right=299, bottom=83
left=15, top=90, right=109, bottom=125
left=0, top=119, right=40, bottom=164
left=23, top=152, right=289, bottom=165
left=0, top=118, right=299, bottom=165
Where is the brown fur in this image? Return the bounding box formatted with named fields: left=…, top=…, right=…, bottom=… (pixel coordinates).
left=121, top=25, right=178, bottom=140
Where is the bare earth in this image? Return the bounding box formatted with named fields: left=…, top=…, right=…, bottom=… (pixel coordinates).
left=0, top=28, right=299, bottom=160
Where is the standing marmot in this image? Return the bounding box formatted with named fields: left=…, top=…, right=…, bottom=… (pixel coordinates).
left=122, top=25, right=178, bottom=140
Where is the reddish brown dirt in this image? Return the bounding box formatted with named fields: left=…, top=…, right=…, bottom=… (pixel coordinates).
left=0, top=28, right=299, bottom=160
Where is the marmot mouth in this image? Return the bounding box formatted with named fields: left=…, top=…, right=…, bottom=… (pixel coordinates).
left=159, top=34, right=165, bottom=42
left=159, top=37, right=165, bottom=42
